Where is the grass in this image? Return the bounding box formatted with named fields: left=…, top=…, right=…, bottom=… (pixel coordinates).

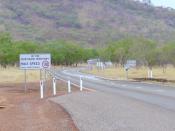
left=0, top=67, right=40, bottom=84
left=84, top=66, right=175, bottom=81
left=0, top=66, right=64, bottom=84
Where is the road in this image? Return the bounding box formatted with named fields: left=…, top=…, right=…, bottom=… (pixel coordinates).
left=52, top=68, right=175, bottom=111
left=50, top=68, right=175, bottom=131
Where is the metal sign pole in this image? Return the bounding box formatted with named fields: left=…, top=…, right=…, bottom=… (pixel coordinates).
left=44, top=69, right=46, bottom=88
left=24, top=69, right=27, bottom=93
left=125, top=69, right=128, bottom=80
left=40, top=69, right=42, bottom=81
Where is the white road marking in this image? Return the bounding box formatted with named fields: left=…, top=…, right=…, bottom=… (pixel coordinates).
left=62, top=70, right=99, bottom=80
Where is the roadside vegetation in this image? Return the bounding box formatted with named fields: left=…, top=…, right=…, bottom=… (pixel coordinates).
left=85, top=66, right=175, bottom=82
left=0, top=32, right=98, bottom=67
left=0, top=66, right=40, bottom=83
left=99, top=37, right=175, bottom=69
left=0, top=32, right=98, bottom=83
left=92, top=37, right=175, bottom=82
left=0, top=32, right=175, bottom=82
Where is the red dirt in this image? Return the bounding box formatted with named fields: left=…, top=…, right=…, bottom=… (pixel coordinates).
left=0, top=81, right=79, bottom=131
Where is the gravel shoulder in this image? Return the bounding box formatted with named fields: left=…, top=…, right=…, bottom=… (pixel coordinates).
left=0, top=82, right=78, bottom=131
left=51, top=91, right=175, bottom=131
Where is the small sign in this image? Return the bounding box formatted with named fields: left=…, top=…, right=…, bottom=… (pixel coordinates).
left=20, top=54, right=51, bottom=70
left=124, top=60, right=136, bottom=70
left=87, top=59, right=99, bottom=65
left=126, top=60, right=136, bottom=67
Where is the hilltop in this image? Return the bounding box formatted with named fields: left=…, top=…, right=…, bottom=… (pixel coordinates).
left=0, top=0, right=175, bottom=47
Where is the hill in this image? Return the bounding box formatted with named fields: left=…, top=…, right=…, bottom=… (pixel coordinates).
left=0, top=0, right=175, bottom=47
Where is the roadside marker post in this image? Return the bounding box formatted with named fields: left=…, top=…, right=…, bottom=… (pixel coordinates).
left=124, top=60, right=136, bottom=80
left=68, top=80, right=71, bottom=93
left=40, top=80, right=44, bottom=99
left=80, top=76, right=83, bottom=91
left=53, top=77, right=56, bottom=96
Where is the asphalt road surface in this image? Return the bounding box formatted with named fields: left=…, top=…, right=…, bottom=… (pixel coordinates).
left=50, top=68, right=175, bottom=131
left=51, top=68, right=175, bottom=111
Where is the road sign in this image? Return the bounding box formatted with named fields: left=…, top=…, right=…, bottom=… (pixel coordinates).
left=124, top=60, right=136, bottom=70
left=127, top=60, right=136, bottom=67
left=87, top=59, right=99, bottom=65
left=20, top=54, right=51, bottom=70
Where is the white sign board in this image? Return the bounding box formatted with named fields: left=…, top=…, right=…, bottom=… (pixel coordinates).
left=20, top=54, right=51, bottom=70
left=87, top=59, right=99, bottom=65
left=127, top=60, right=136, bottom=67
left=124, top=60, right=136, bottom=70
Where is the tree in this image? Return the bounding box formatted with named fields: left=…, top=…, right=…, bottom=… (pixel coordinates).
left=0, top=32, right=13, bottom=67
left=129, top=38, right=157, bottom=78
left=106, top=38, right=134, bottom=65
left=161, top=42, right=175, bottom=66
left=83, top=48, right=99, bottom=61
left=98, top=48, right=110, bottom=62
left=13, top=41, right=39, bottom=65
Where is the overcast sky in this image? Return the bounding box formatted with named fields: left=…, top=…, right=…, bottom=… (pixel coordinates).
left=151, top=0, right=175, bottom=9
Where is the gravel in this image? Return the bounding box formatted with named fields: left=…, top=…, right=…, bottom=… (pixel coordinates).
left=51, top=91, right=175, bottom=131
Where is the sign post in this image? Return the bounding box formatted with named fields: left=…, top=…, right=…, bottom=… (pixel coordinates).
left=24, top=69, right=27, bottom=93
left=124, top=60, right=136, bottom=80
left=40, top=69, right=42, bottom=81
left=20, top=54, right=51, bottom=98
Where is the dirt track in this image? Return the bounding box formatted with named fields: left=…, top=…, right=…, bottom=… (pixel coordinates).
left=0, top=82, right=78, bottom=131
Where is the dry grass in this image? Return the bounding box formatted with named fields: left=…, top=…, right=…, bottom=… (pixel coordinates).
left=84, top=66, right=175, bottom=81
left=0, top=67, right=40, bottom=84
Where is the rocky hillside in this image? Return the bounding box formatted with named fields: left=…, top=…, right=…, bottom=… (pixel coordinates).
left=0, top=0, right=175, bottom=47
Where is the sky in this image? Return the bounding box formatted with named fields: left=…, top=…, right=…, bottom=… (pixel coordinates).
left=151, top=0, right=175, bottom=9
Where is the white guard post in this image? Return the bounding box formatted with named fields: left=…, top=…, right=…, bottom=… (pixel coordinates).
left=40, top=80, right=44, bottom=99
left=68, top=80, right=71, bottom=93
left=53, top=77, right=56, bottom=96
left=80, top=76, right=83, bottom=91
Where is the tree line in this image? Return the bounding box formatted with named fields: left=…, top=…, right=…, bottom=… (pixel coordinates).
left=0, top=32, right=175, bottom=70
left=99, top=37, right=175, bottom=72
left=0, top=33, right=98, bottom=67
